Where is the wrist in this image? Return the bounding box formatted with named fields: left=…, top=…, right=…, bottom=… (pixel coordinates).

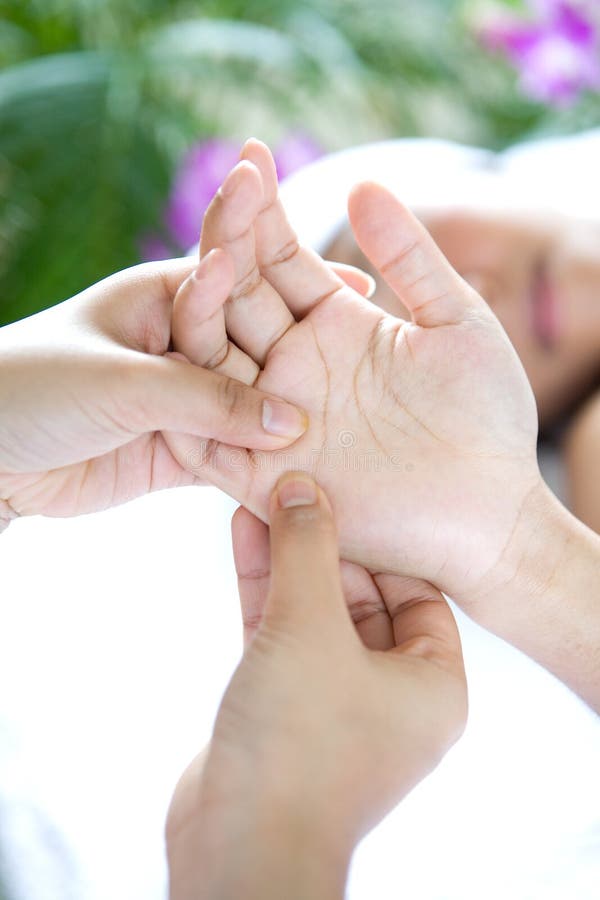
left=167, top=764, right=353, bottom=900
left=469, top=476, right=600, bottom=707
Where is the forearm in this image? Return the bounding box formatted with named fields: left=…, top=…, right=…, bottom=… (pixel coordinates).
left=472, top=480, right=600, bottom=712
left=167, top=781, right=351, bottom=900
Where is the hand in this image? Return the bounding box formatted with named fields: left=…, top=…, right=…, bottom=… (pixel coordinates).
left=168, top=141, right=541, bottom=612
left=0, top=258, right=308, bottom=522
left=165, top=472, right=467, bottom=900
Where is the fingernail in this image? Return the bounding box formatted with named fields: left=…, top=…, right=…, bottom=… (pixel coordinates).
left=262, top=399, right=308, bottom=439
left=277, top=473, right=317, bottom=509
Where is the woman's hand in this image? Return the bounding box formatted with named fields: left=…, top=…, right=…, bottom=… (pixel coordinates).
left=168, top=141, right=541, bottom=609
left=0, top=258, right=308, bottom=522
left=166, top=472, right=467, bottom=900
left=168, top=140, right=600, bottom=710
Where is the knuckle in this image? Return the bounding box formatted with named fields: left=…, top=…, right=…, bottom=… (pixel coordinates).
left=204, top=340, right=230, bottom=370
left=380, top=238, right=421, bottom=278
left=217, top=375, right=249, bottom=421
left=400, top=634, right=443, bottom=660
left=201, top=438, right=219, bottom=470
left=230, top=265, right=263, bottom=302
left=264, top=237, right=300, bottom=269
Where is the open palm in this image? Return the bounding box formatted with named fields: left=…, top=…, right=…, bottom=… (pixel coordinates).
left=169, top=141, right=540, bottom=606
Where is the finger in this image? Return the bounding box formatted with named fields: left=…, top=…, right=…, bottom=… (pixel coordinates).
left=374, top=574, right=465, bottom=679
left=341, top=561, right=394, bottom=651
left=265, top=472, right=351, bottom=632
left=327, top=261, right=375, bottom=298
left=172, top=248, right=259, bottom=385
left=233, top=506, right=393, bottom=650
left=241, top=139, right=346, bottom=317
left=129, top=354, right=307, bottom=448
left=348, top=181, right=486, bottom=328
left=232, top=505, right=271, bottom=648
left=200, top=160, right=295, bottom=366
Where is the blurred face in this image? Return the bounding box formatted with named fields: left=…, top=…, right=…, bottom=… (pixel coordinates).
left=328, top=211, right=600, bottom=425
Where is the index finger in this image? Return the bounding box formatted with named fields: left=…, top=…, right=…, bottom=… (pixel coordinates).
left=374, top=573, right=465, bottom=681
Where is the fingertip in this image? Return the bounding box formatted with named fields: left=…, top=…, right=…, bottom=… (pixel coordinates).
left=266, top=473, right=345, bottom=626
left=231, top=503, right=257, bottom=542
left=348, top=181, right=407, bottom=234
left=173, top=249, right=234, bottom=337
left=270, top=472, right=333, bottom=518
left=241, top=137, right=269, bottom=160
left=240, top=138, right=279, bottom=202
left=231, top=503, right=249, bottom=540
left=232, top=505, right=269, bottom=576
left=196, top=246, right=235, bottom=285
left=219, top=158, right=260, bottom=196
left=347, top=179, right=380, bottom=213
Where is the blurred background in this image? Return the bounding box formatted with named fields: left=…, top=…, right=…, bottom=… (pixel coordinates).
left=0, top=0, right=599, bottom=324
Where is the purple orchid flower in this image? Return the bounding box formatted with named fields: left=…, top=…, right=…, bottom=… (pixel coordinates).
left=138, top=232, right=173, bottom=262
left=164, top=138, right=241, bottom=252
left=482, top=1, right=600, bottom=106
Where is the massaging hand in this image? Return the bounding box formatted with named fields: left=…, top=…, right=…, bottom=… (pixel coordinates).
left=168, top=140, right=541, bottom=611
left=166, top=473, right=467, bottom=899
left=0, top=259, right=310, bottom=524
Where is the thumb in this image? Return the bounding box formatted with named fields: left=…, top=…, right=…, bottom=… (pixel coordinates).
left=265, top=472, right=350, bottom=632
left=129, top=354, right=308, bottom=449
left=348, top=181, right=489, bottom=328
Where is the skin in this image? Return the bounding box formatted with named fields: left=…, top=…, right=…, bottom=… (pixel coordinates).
left=327, top=209, right=600, bottom=427
left=327, top=208, right=600, bottom=534
left=167, top=144, right=541, bottom=604
left=168, top=140, right=600, bottom=710
left=0, top=255, right=368, bottom=524
left=166, top=471, right=467, bottom=900
left=0, top=237, right=457, bottom=898
left=0, top=258, right=308, bottom=522
left=1, top=140, right=599, bottom=896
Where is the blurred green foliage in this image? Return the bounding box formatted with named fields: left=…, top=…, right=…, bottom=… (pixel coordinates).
left=0, top=0, right=596, bottom=324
